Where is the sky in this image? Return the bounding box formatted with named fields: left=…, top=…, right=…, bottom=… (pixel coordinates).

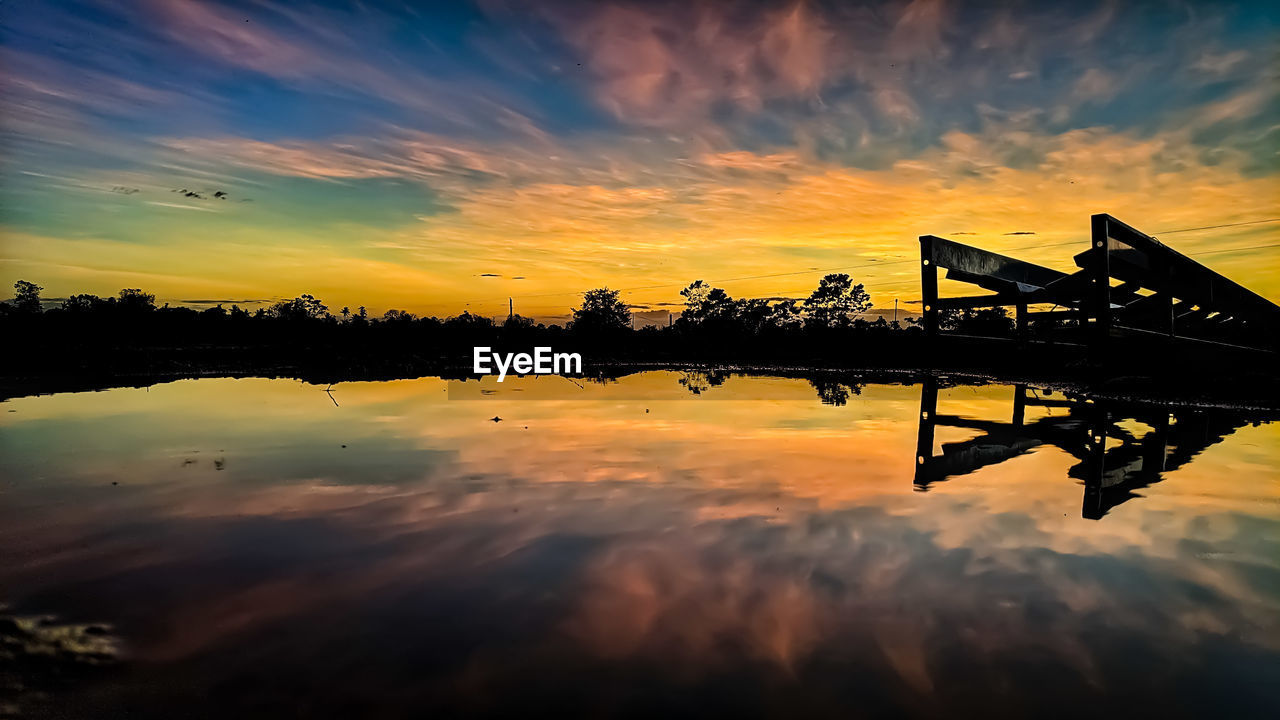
left=1, top=0, right=1277, bottom=322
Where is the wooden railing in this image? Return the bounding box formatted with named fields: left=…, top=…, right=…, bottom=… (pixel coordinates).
left=918, top=213, right=1279, bottom=353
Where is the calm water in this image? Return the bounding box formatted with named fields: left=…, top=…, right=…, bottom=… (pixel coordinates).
left=2, top=373, right=1278, bottom=718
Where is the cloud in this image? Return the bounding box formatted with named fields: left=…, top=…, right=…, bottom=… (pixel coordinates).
left=11, top=372, right=1274, bottom=704
left=888, top=0, right=949, bottom=63
left=110, top=116, right=1280, bottom=319
left=1186, top=87, right=1273, bottom=131
left=144, top=201, right=220, bottom=212
left=552, top=1, right=839, bottom=125
left=178, top=298, right=273, bottom=306
left=1071, top=68, right=1119, bottom=103
left=151, top=0, right=318, bottom=79
left=1192, top=50, right=1248, bottom=75
left=3, top=0, right=1279, bottom=318
left=2, top=0, right=541, bottom=143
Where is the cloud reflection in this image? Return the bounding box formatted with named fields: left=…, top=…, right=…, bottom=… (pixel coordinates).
left=1, top=375, right=1278, bottom=714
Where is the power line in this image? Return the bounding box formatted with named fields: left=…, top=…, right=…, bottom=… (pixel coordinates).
left=1154, top=218, right=1280, bottom=235
left=466, top=257, right=914, bottom=303
left=1185, top=241, right=1280, bottom=256
left=459, top=218, right=1279, bottom=308
left=623, top=240, right=1089, bottom=305
left=741, top=242, right=1280, bottom=305
left=650, top=234, right=1280, bottom=302
left=460, top=240, right=1088, bottom=307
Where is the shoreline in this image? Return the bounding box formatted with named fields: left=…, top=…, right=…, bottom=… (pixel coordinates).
left=4, top=361, right=1278, bottom=412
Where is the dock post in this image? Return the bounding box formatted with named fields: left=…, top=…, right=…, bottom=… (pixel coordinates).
left=1082, top=405, right=1110, bottom=519
left=913, top=376, right=938, bottom=488
left=919, top=236, right=938, bottom=339
left=1089, top=214, right=1112, bottom=356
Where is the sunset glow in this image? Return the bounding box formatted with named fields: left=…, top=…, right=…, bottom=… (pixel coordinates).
left=3, top=0, right=1277, bottom=321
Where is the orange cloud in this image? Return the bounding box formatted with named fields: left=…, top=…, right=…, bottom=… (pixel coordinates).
left=9, top=118, right=1277, bottom=320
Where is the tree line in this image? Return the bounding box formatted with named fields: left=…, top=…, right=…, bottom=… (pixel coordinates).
left=1, top=276, right=1017, bottom=376
left=3, top=275, right=1014, bottom=334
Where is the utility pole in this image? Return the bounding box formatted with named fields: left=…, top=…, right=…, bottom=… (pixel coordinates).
left=668, top=313, right=673, bottom=328
left=508, top=297, right=513, bottom=320
left=894, top=298, right=898, bottom=323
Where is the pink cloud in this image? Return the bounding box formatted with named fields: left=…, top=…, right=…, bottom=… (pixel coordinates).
left=151, top=0, right=316, bottom=78
left=889, top=0, right=949, bottom=63
left=147, top=0, right=513, bottom=129
left=555, top=1, right=838, bottom=125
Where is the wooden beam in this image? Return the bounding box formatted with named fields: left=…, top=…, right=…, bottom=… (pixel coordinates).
left=919, top=236, right=938, bottom=337
left=929, top=236, right=1068, bottom=288
left=1087, top=214, right=1280, bottom=325
left=1090, top=214, right=1112, bottom=348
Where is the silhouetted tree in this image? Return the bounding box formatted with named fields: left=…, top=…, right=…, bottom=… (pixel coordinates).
left=678, top=281, right=711, bottom=324
left=679, top=280, right=710, bottom=310
left=767, top=299, right=803, bottom=330
left=572, top=287, right=631, bottom=334
left=940, top=306, right=1015, bottom=336
left=503, top=314, right=536, bottom=331
left=679, top=281, right=737, bottom=328
left=809, top=379, right=862, bottom=406
left=0, top=276, right=949, bottom=379
left=445, top=311, right=495, bottom=331
left=678, top=369, right=730, bottom=395
left=733, top=297, right=773, bottom=334
left=13, top=280, right=42, bottom=314
left=117, top=288, right=156, bottom=312
left=62, top=294, right=109, bottom=313
left=804, top=274, right=871, bottom=329
left=269, top=294, right=329, bottom=321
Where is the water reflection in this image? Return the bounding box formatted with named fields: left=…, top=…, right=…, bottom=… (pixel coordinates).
left=1, top=373, right=1278, bottom=718
left=913, top=378, right=1278, bottom=519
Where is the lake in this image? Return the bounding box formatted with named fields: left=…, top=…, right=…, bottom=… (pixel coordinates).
left=2, top=372, right=1278, bottom=718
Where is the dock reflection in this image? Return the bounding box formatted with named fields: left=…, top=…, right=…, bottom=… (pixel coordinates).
left=913, top=378, right=1274, bottom=519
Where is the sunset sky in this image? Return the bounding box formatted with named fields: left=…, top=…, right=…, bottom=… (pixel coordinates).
left=2, top=0, right=1277, bottom=322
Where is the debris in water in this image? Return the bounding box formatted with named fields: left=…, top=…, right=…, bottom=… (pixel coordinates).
left=0, top=608, right=121, bottom=717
